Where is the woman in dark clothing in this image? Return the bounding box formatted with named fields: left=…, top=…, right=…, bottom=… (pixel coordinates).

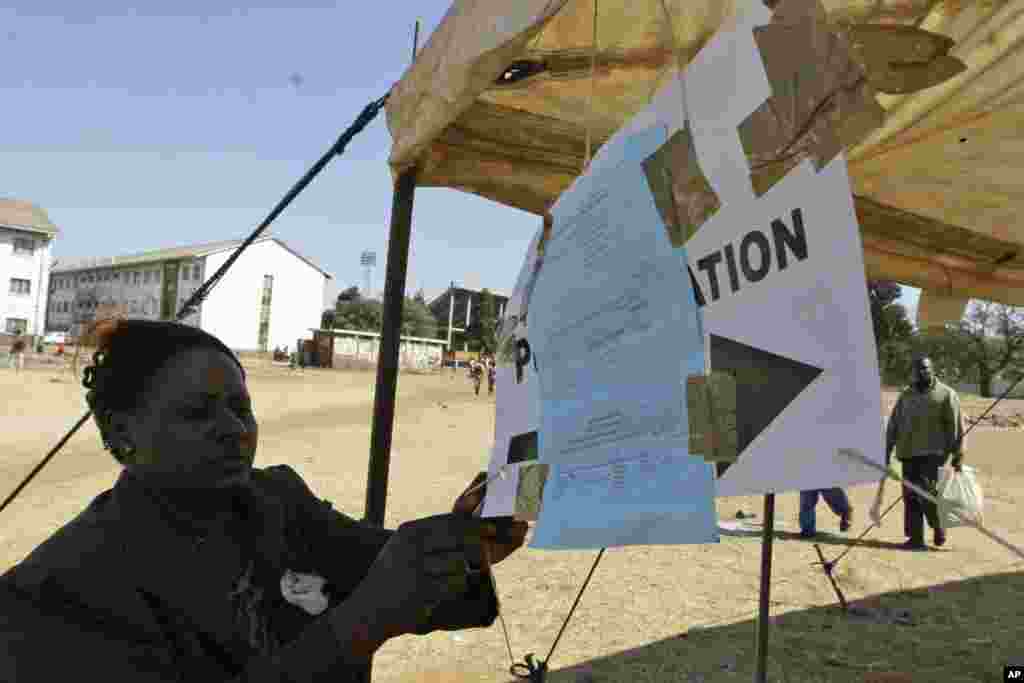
left=0, top=318, right=527, bottom=681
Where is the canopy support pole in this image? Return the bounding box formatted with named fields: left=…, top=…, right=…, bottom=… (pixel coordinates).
left=365, top=166, right=418, bottom=526
left=361, top=166, right=417, bottom=681
left=755, top=492, right=775, bottom=683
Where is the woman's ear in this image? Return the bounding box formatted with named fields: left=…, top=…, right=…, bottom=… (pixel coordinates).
left=106, top=410, right=140, bottom=462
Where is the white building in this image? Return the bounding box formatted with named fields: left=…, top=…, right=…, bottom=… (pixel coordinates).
left=0, top=200, right=58, bottom=338
left=48, top=235, right=332, bottom=352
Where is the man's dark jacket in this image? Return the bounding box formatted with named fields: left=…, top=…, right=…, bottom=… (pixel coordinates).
left=0, top=465, right=498, bottom=681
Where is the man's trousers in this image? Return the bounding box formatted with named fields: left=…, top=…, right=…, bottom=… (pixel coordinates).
left=901, top=454, right=946, bottom=542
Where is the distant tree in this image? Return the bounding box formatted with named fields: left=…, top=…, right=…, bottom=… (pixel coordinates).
left=867, top=280, right=915, bottom=384
left=954, top=301, right=1024, bottom=397
left=402, top=295, right=438, bottom=338
left=337, top=286, right=361, bottom=305
left=330, top=286, right=437, bottom=338
left=913, top=326, right=974, bottom=387
left=334, top=296, right=383, bottom=332
left=321, top=309, right=336, bottom=330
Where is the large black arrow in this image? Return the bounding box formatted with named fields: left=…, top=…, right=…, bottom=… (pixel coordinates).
left=710, top=334, right=823, bottom=477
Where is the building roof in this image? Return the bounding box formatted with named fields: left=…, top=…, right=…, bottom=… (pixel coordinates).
left=427, top=285, right=511, bottom=309
left=52, top=235, right=333, bottom=279
left=0, top=199, right=60, bottom=237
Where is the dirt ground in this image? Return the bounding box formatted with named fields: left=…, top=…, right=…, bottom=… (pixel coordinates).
left=1, top=361, right=1022, bottom=683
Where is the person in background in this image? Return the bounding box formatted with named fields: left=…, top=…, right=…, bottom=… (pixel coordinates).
left=872, top=356, right=965, bottom=551
left=9, top=336, right=26, bottom=372
left=798, top=487, right=852, bottom=539
left=468, top=358, right=483, bottom=396
left=0, top=318, right=527, bottom=680
left=486, top=356, right=496, bottom=395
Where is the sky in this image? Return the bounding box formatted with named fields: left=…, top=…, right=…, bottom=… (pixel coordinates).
left=0, top=1, right=920, bottom=321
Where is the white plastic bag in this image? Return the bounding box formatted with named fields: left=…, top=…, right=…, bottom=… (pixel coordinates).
left=936, top=465, right=984, bottom=529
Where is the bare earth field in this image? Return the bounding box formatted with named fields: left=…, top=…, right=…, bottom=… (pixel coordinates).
left=1, top=361, right=1022, bottom=683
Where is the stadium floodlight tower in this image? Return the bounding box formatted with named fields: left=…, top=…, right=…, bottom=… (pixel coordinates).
left=360, top=250, right=376, bottom=299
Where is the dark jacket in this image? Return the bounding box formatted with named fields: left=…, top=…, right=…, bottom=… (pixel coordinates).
left=1, top=465, right=498, bottom=681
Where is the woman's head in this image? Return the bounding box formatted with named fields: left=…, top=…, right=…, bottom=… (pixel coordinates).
left=83, top=319, right=258, bottom=490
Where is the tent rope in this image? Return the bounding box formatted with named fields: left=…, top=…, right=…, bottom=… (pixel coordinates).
left=0, top=92, right=391, bottom=519
left=460, top=470, right=608, bottom=681
left=509, top=549, right=606, bottom=682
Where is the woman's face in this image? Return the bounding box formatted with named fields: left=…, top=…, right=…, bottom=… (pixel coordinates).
left=109, top=346, right=258, bottom=490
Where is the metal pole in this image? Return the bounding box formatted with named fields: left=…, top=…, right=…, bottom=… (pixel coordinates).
left=361, top=167, right=416, bottom=683
left=755, top=493, right=775, bottom=683
left=446, top=282, right=456, bottom=379
left=412, top=20, right=420, bottom=63
left=365, top=165, right=417, bottom=527
left=465, top=291, right=471, bottom=352
left=447, top=282, right=455, bottom=350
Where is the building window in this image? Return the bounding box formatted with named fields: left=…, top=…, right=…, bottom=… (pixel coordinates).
left=182, top=266, right=190, bottom=281
left=113, top=272, right=119, bottom=280
left=134, top=271, right=141, bottom=285
left=144, top=271, right=151, bottom=284
left=13, top=238, right=34, bottom=255
left=257, top=274, right=273, bottom=352
left=9, top=278, right=30, bottom=295
left=4, top=318, right=27, bottom=334
left=192, top=264, right=200, bottom=281
left=154, top=269, right=161, bottom=283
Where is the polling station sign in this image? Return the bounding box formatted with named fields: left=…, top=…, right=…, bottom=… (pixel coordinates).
left=670, top=0, right=885, bottom=497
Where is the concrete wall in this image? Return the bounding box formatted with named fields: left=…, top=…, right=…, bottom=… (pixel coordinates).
left=331, top=329, right=444, bottom=370
left=203, top=240, right=328, bottom=352
left=1, top=227, right=52, bottom=336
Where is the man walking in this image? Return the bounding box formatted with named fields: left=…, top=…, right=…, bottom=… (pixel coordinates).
left=872, top=356, right=965, bottom=550
left=468, top=358, right=483, bottom=396
left=8, top=336, right=26, bottom=372
left=486, top=356, right=496, bottom=395
left=799, top=487, right=852, bottom=538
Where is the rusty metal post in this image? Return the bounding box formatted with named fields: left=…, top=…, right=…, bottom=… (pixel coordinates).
left=360, top=167, right=417, bottom=683
left=755, top=493, right=776, bottom=683
left=365, top=166, right=417, bottom=526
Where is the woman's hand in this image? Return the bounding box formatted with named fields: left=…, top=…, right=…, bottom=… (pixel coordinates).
left=346, top=513, right=491, bottom=641
left=453, top=472, right=529, bottom=566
